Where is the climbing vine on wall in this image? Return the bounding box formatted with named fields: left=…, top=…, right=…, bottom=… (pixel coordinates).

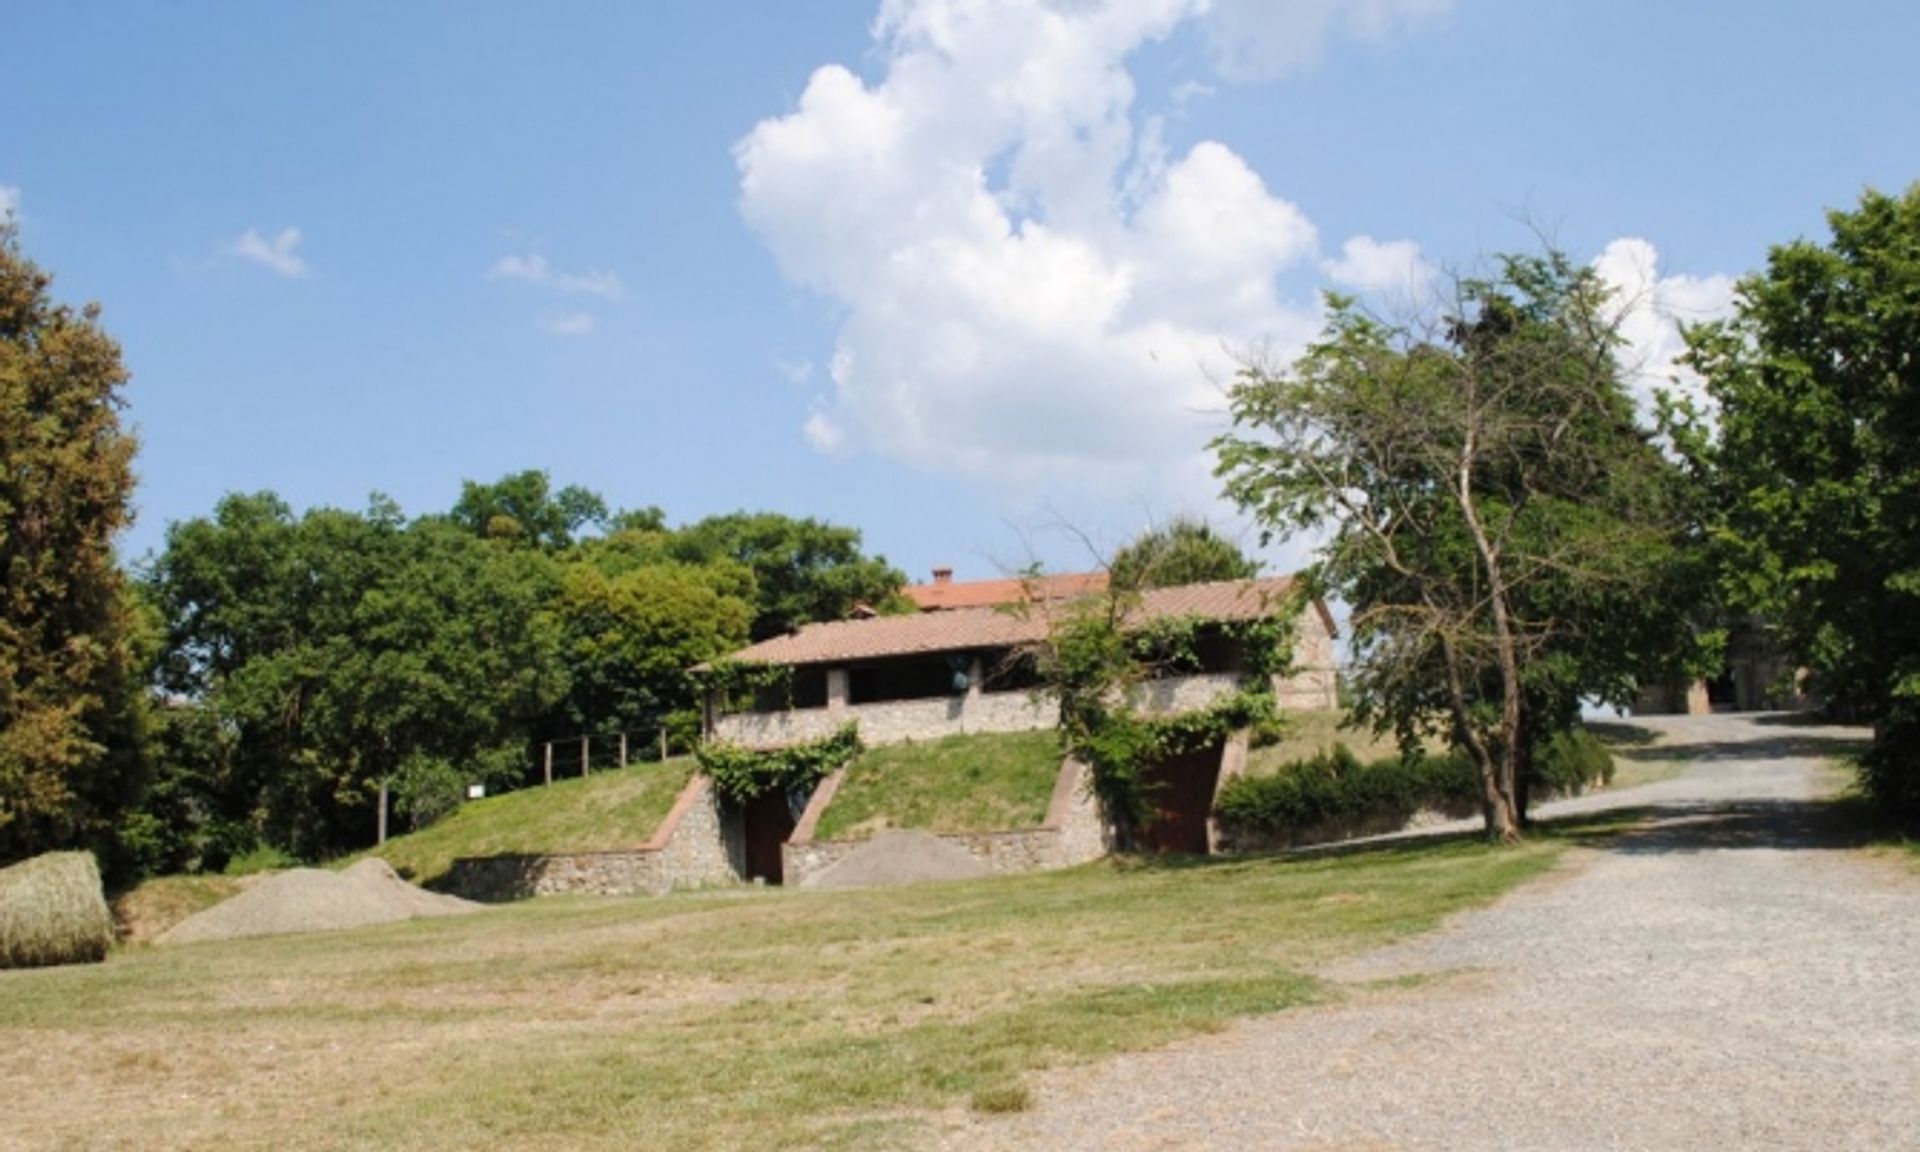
left=701, top=658, right=795, bottom=712
left=696, top=722, right=862, bottom=805
left=1026, top=586, right=1302, bottom=839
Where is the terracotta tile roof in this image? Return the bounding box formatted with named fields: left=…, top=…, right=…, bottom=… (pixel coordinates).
left=902, top=570, right=1109, bottom=611
left=704, top=577, right=1309, bottom=669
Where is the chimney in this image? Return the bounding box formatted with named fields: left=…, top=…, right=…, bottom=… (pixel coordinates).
left=932, top=567, right=954, bottom=585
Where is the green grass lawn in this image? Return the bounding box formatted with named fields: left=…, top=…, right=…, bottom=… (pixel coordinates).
left=0, top=830, right=1576, bottom=1151
left=813, top=729, right=1063, bottom=841
left=364, top=756, right=696, bottom=885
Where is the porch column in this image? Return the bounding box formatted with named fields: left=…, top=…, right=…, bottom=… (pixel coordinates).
left=826, top=667, right=850, bottom=714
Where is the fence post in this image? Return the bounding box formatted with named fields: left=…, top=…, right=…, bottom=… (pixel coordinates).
left=543, top=742, right=553, bottom=786
left=659, top=729, right=669, bottom=760
left=619, top=732, right=628, bottom=769
left=377, top=779, right=389, bottom=845
left=581, top=735, right=590, bottom=778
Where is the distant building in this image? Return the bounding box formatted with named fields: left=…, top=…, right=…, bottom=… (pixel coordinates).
left=700, top=573, right=1338, bottom=750
left=1634, top=617, right=1817, bottom=715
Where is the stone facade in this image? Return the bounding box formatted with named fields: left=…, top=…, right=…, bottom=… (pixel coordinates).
left=714, top=686, right=1055, bottom=750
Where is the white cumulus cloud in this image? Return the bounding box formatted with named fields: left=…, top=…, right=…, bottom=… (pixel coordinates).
left=232, top=227, right=308, bottom=278
left=1592, top=237, right=1737, bottom=418
left=1203, top=0, right=1455, bottom=79
left=1324, top=234, right=1435, bottom=297
left=737, top=0, right=1338, bottom=497
left=488, top=254, right=625, bottom=300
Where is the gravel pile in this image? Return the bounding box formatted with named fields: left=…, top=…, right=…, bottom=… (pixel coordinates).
left=157, top=858, right=478, bottom=945
left=938, top=714, right=1918, bottom=1151
left=805, top=829, right=990, bottom=890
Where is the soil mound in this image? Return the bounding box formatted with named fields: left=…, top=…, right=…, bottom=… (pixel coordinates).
left=156, top=858, right=478, bottom=945
left=805, top=829, right=991, bottom=890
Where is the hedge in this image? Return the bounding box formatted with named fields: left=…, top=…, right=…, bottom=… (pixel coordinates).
left=1213, top=727, right=1613, bottom=847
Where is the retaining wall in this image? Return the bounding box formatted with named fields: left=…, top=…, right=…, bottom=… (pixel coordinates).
left=443, top=773, right=741, bottom=901
left=783, top=754, right=1110, bottom=888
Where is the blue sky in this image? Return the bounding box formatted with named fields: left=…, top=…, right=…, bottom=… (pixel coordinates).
left=3, top=1, right=1916, bottom=583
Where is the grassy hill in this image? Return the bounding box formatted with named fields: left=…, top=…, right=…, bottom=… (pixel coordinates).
left=368, top=757, right=696, bottom=884
left=813, top=729, right=1063, bottom=841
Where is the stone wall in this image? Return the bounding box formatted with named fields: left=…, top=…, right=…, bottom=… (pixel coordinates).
left=783, top=752, right=1111, bottom=887
left=712, top=687, right=1055, bottom=749
left=443, top=773, right=742, bottom=901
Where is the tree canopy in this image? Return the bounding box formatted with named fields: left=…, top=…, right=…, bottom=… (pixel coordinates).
left=668, top=511, right=908, bottom=639
left=0, top=226, right=147, bottom=869
left=1681, top=184, right=1920, bottom=819
left=125, top=482, right=898, bottom=866
left=1216, top=251, right=1703, bottom=839
left=1109, top=517, right=1259, bottom=591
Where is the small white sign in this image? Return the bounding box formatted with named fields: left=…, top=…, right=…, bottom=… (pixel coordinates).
left=466, top=784, right=486, bottom=800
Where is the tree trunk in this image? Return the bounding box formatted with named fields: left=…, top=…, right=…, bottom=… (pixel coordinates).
left=1453, top=430, right=1523, bottom=843
left=1514, top=701, right=1534, bottom=828
left=1436, top=626, right=1520, bottom=841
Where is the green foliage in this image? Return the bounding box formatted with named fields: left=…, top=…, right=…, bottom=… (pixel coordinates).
left=143, top=494, right=570, bottom=859
left=1109, top=517, right=1259, bottom=591
left=1215, top=249, right=1703, bottom=838
left=1031, top=580, right=1293, bottom=832
left=697, top=723, right=862, bottom=806
left=447, top=469, right=609, bottom=551
left=1681, top=184, right=1920, bottom=820
left=1217, top=727, right=1614, bottom=845
left=669, top=511, right=907, bottom=639
left=552, top=562, right=752, bottom=739
left=0, top=851, right=113, bottom=970
left=1531, top=727, right=1614, bottom=795
left=0, top=228, right=149, bottom=873
left=1214, top=745, right=1476, bottom=843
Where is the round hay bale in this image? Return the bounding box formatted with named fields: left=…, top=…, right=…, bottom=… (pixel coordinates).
left=0, top=851, right=114, bottom=970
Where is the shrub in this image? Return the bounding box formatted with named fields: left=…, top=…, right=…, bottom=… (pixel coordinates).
left=0, top=851, right=114, bottom=969
left=1861, top=718, right=1920, bottom=825
left=1532, top=727, right=1614, bottom=796
left=1213, top=745, right=1481, bottom=846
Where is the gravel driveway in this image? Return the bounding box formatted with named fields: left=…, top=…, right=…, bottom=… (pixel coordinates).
left=938, top=713, right=1920, bottom=1151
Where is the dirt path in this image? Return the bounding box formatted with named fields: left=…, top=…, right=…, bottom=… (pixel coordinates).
left=939, top=713, right=1920, bottom=1150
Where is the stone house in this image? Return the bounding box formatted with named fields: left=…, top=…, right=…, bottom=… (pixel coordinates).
left=448, top=575, right=1340, bottom=898
left=1634, top=616, right=1817, bottom=715
left=700, top=574, right=1339, bottom=750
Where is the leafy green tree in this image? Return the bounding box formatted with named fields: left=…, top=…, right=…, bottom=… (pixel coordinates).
left=448, top=469, right=608, bottom=550
left=1109, top=517, right=1259, bottom=591
left=1681, top=184, right=1920, bottom=818
left=0, top=226, right=148, bottom=867
left=1216, top=252, right=1701, bottom=839
left=669, top=512, right=907, bottom=639
left=553, top=562, right=752, bottom=749
left=145, top=496, right=569, bottom=855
